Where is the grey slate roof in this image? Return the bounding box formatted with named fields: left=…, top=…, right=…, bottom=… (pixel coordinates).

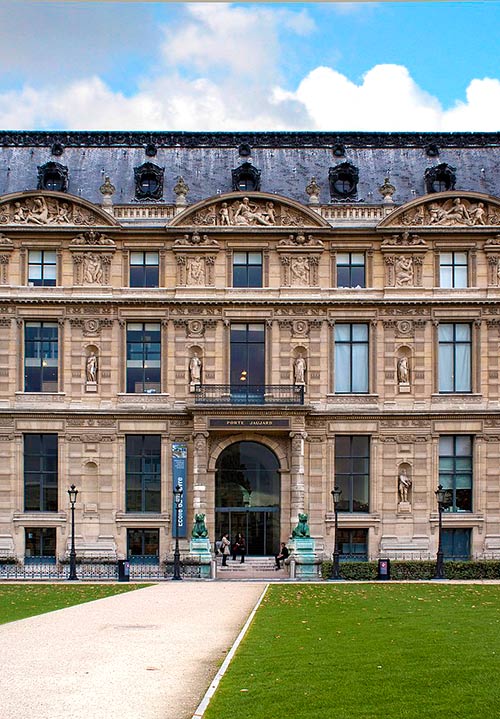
left=0, top=131, right=499, bottom=206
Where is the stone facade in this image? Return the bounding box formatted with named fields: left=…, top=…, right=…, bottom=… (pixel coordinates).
left=1, top=131, right=500, bottom=565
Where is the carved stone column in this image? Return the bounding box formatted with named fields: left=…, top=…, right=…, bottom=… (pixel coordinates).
left=192, top=432, right=209, bottom=515
left=290, top=431, right=307, bottom=524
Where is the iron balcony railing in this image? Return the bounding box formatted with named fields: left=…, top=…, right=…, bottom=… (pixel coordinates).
left=194, top=384, right=305, bottom=405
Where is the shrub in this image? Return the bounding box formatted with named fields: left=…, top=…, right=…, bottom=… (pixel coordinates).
left=320, top=559, right=500, bottom=580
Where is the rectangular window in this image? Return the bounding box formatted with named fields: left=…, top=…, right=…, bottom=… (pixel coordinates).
left=337, top=252, right=365, bottom=288
left=439, top=252, right=468, bottom=288
left=127, top=528, right=160, bottom=563
left=438, top=323, right=471, bottom=392
left=233, top=252, right=263, bottom=288
left=24, top=322, right=58, bottom=392
left=335, top=436, right=370, bottom=513
left=442, top=528, right=471, bottom=560
left=335, top=323, right=369, bottom=393
left=129, top=251, right=159, bottom=288
left=338, top=528, right=368, bottom=561
left=125, top=435, right=161, bottom=513
left=28, top=250, right=57, bottom=287
left=25, top=527, right=56, bottom=563
left=126, top=322, right=161, bottom=393
left=230, top=323, right=265, bottom=386
left=24, top=434, right=58, bottom=512
left=439, top=435, right=472, bottom=512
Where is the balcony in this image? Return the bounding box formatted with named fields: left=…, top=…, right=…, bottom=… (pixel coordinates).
left=194, top=384, right=305, bottom=405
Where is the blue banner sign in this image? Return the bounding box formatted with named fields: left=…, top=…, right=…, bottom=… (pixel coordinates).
left=172, top=443, right=187, bottom=538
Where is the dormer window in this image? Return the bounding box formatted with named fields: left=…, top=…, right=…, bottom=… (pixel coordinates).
left=37, top=162, right=68, bottom=193
left=232, top=162, right=261, bottom=192
left=329, top=162, right=359, bottom=201
left=134, top=162, right=164, bottom=201
left=425, top=163, right=456, bottom=194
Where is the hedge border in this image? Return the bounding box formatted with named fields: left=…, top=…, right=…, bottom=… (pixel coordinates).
left=320, top=560, right=500, bottom=580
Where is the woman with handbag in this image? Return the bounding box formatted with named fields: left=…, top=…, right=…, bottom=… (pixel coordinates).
left=220, top=533, right=230, bottom=566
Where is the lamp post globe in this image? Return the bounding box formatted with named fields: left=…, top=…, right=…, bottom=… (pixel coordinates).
left=172, top=484, right=183, bottom=581
left=67, top=484, right=79, bottom=581
left=330, top=487, right=342, bottom=580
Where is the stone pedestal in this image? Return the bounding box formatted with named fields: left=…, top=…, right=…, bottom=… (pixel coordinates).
left=398, top=382, right=410, bottom=394
left=398, top=501, right=412, bottom=514
left=86, top=381, right=97, bottom=393
left=289, top=537, right=319, bottom=579
left=189, top=537, right=212, bottom=578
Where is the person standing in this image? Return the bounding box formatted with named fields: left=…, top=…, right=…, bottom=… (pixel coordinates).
left=238, top=533, right=246, bottom=563
left=232, top=532, right=246, bottom=563
left=220, top=533, right=230, bottom=567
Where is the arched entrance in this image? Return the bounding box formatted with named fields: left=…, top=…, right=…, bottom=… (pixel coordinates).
left=215, top=441, right=280, bottom=556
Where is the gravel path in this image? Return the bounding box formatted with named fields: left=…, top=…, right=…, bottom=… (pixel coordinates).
left=0, top=581, right=266, bottom=719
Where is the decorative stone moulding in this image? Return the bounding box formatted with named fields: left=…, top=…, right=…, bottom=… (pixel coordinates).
left=37, top=161, right=69, bottom=193
left=134, top=162, right=164, bottom=201
left=424, top=162, right=456, bottom=193
left=171, top=192, right=330, bottom=229
left=0, top=234, right=13, bottom=285
left=0, top=192, right=118, bottom=227
left=379, top=192, right=500, bottom=229
left=231, top=161, right=261, bottom=192
left=328, top=161, right=359, bottom=201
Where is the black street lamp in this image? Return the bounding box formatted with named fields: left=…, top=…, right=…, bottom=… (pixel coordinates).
left=434, top=484, right=446, bottom=580
left=172, top=484, right=183, bottom=581
left=67, top=484, right=79, bottom=581
left=330, top=487, right=342, bottom=580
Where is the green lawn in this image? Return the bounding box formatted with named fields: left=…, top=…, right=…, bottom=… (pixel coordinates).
left=0, top=583, right=147, bottom=624
left=204, top=584, right=500, bottom=719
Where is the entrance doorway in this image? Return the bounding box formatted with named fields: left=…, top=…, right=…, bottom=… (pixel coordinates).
left=215, top=441, right=280, bottom=556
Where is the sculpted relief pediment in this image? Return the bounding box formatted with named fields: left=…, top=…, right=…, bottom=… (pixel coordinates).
left=171, top=192, right=329, bottom=228
left=0, top=191, right=118, bottom=227
left=380, top=192, right=500, bottom=229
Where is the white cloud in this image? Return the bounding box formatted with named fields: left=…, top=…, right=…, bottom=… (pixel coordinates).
left=0, top=4, right=498, bottom=132
left=275, top=64, right=443, bottom=131
left=442, top=78, right=500, bottom=131
left=160, top=3, right=315, bottom=77
left=0, top=2, right=158, bottom=82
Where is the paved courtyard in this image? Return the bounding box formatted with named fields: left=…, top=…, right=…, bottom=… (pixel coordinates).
left=0, top=582, right=265, bottom=719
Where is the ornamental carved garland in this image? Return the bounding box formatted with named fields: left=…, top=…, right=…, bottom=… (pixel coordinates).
left=0, top=195, right=102, bottom=226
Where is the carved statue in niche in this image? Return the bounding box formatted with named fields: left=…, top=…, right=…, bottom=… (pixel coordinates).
left=186, top=255, right=205, bottom=285
left=290, top=256, right=310, bottom=285
left=397, top=355, right=409, bottom=385
left=294, top=354, right=306, bottom=386
left=233, top=197, right=274, bottom=226
left=395, top=255, right=413, bottom=286
left=83, top=253, right=103, bottom=284
left=86, top=351, right=98, bottom=383
left=398, top=467, right=412, bottom=504
left=189, top=352, right=202, bottom=390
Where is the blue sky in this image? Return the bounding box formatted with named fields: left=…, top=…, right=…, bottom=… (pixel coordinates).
left=0, top=1, right=498, bottom=130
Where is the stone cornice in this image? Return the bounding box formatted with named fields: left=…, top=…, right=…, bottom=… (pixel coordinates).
left=1, top=131, right=499, bottom=149
left=2, top=295, right=500, bottom=308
